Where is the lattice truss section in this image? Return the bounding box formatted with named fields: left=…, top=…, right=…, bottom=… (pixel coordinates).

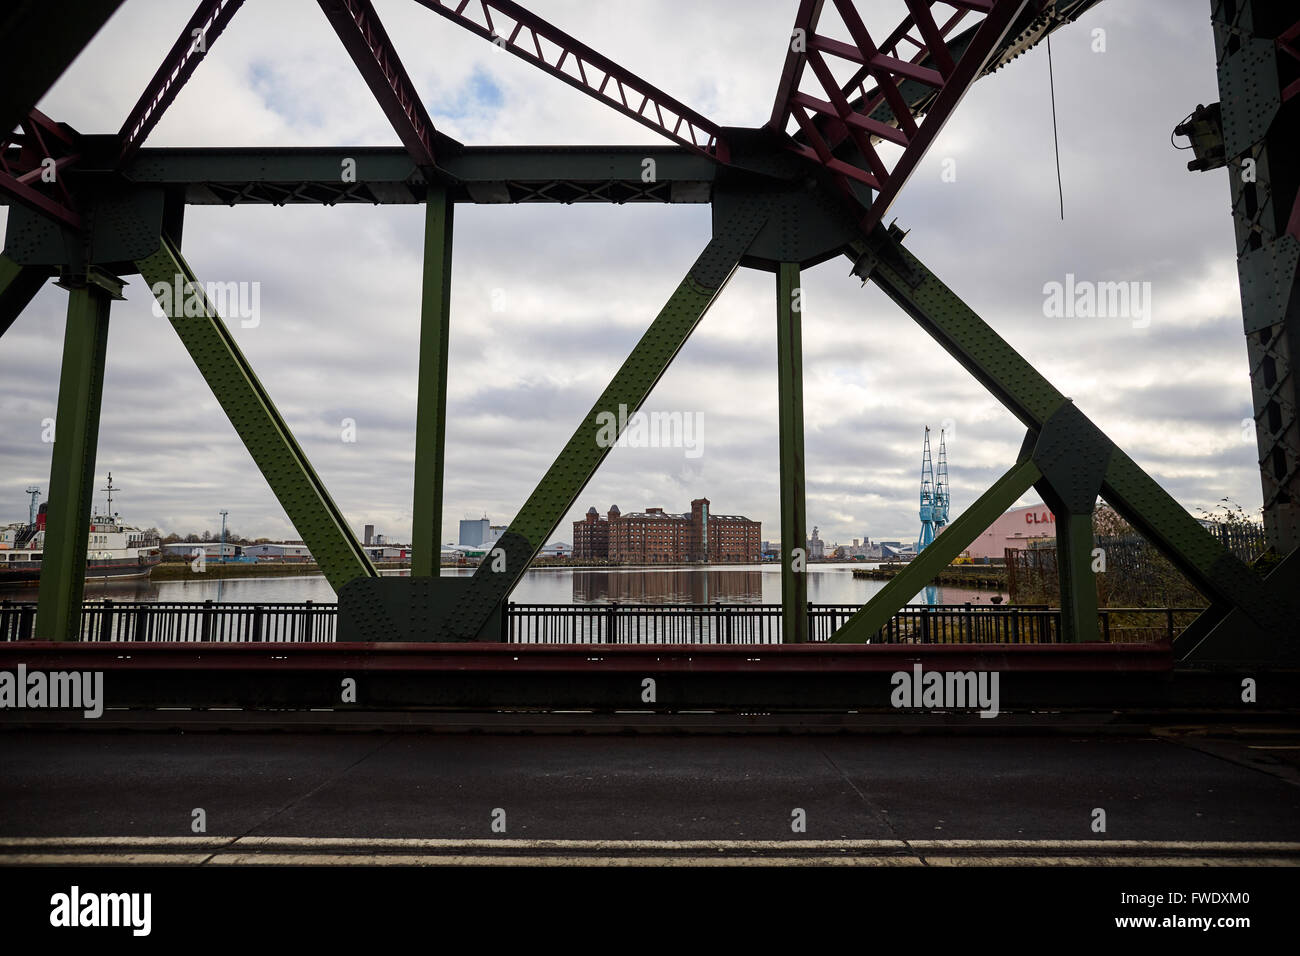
left=417, top=0, right=726, bottom=158
left=771, top=0, right=1027, bottom=227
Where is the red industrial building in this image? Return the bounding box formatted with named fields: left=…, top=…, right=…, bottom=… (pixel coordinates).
left=967, top=503, right=1057, bottom=560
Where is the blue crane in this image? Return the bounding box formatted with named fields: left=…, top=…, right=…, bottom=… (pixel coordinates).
left=916, top=427, right=937, bottom=552
left=935, top=429, right=950, bottom=534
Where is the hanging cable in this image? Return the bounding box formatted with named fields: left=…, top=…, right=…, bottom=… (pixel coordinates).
left=1047, top=33, right=1064, bottom=220
left=1172, top=110, right=1197, bottom=149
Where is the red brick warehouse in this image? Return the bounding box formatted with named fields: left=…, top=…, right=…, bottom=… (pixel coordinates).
left=573, top=499, right=760, bottom=564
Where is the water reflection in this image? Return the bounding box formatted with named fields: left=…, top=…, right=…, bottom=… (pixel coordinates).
left=572, top=568, right=763, bottom=604
left=2, top=563, right=1002, bottom=608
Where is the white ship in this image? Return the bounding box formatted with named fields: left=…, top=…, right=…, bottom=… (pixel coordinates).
left=0, top=474, right=161, bottom=586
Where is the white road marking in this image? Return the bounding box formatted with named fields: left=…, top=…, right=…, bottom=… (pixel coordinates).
left=5, top=851, right=1294, bottom=867
left=3, top=836, right=1297, bottom=852
left=208, top=853, right=924, bottom=867
left=924, top=856, right=1298, bottom=867
left=906, top=839, right=1300, bottom=851
left=0, top=836, right=233, bottom=848
left=234, top=837, right=910, bottom=851
left=3, top=853, right=215, bottom=865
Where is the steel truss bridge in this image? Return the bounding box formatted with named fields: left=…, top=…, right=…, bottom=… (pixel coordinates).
left=2, top=0, right=1298, bottom=715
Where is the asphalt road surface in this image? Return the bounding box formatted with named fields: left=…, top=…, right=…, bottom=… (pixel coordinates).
left=2, top=726, right=1299, bottom=864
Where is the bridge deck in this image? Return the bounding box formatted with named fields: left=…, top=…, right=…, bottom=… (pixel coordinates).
left=2, top=728, right=1298, bottom=859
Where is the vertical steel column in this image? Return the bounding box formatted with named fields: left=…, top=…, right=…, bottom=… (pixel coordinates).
left=1212, top=0, right=1300, bottom=554
left=776, top=262, right=808, bottom=643
left=411, top=185, right=453, bottom=577
left=1055, top=512, right=1100, bottom=642
left=36, top=272, right=121, bottom=641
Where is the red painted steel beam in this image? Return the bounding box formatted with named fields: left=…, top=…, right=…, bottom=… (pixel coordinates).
left=0, top=170, right=82, bottom=230
left=771, top=0, right=1028, bottom=230
left=796, top=63, right=889, bottom=187
left=0, top=641, right=1174, bottom=673
left=789, top=104, right=881, bottom=189
left=21, top=108, right=77, bottom=150
left=859, top=0, right=1027, bottom=230
left=791, top=91, right=910, bottom=147
left=1279, top=20, right=1300, bottom=101
left=769, top=0, right=826, bottom=128
left=774, top=1, right=967, bottom=142
left=773, top=1, right=970, bottom=204
left=117, top=0, right=246, bottom=167
left=317, top=0, right=437, bottom=167
left=0, top=109, right=82, bottom=230
left=811, top=35, right=946, bottom=89
left=830, top=5, right=971, bottom=141
left=411, top=0, right=727, bottom=161
left=904, top=0, right=956, bottom=77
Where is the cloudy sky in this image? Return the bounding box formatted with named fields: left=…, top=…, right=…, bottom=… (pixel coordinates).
left=1, top=0, right=1257, bottom=583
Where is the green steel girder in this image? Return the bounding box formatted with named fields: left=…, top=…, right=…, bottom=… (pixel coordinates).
left=776, top=262, right=808, bottom=643
left=0, top=144, right=721, bottom=227
left=850, top=230, right=1066, bottom=429
left=1031, top=401, right=1113, bottom=516
left=4, top=183, right=166, bottom=271
left=134, top=236, right=377, bottom=592
left=0, top=254, right=53, bottom=338
left=1053, top=513, right=1100, bottom=642
left=1174, top=546, right=1300, bottom=663
left=1031, top=401, right=1111, bottom=642
left=35, top=271, right=120, bottom=641
left=411, top=186, right=453, bottom=577
left=831, top=458, right=1042, bottom=643
left=441, top=209, right=768, bottom=640
left=112, top=145, right=719, bottom=206
left=847, top=230, right=1295, bottom=656
left=1101, top=449, right=1285, bottom=635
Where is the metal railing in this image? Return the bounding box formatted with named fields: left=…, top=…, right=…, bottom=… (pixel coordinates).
left=506, top=602, right=1059, bottom=644
left=0, top=599, right=1204, bottom=645
left=0, top=599, right=334, bottom=643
